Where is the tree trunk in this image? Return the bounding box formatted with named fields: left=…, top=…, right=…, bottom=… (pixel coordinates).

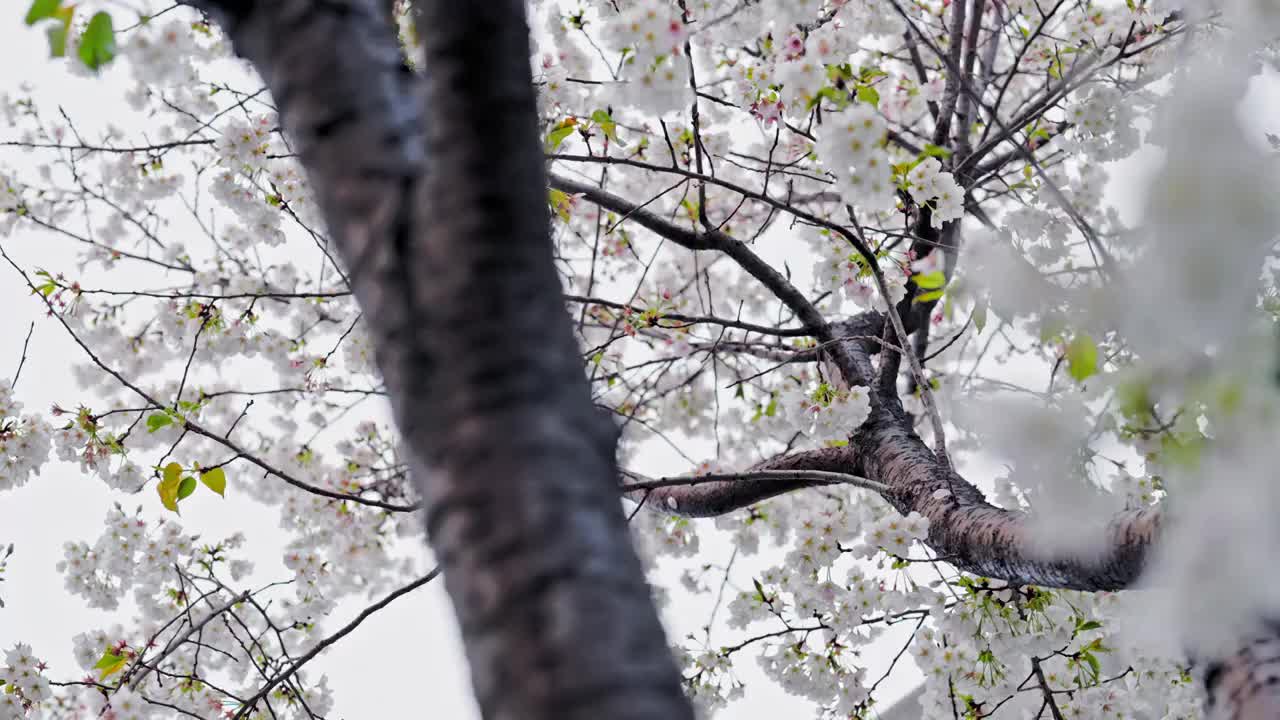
left=183, top=1, right=693, bottom=718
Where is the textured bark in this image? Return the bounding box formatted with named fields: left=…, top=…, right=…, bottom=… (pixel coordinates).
left=655, top=308, right=1162, bottom=592
left=185, top=1, right=692, bottom=719
left=1204, top=626, right=1280, bottom=720
left=624, top=445, right=861, bottom=517
left=409, top=2, right=692, bottom=718
left=856, top=403, right=1161, bottom=591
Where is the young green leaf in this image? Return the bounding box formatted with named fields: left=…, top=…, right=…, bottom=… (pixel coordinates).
left=25, top=0, right=61, bottom=25
left=1075, top=619, right=1103, bottom=634
left=93, top=649, right=127, bottom=679
left=46, top=22, right=68, bottom=57
left=590, top=109, right=621, bottom=144
left=546, top=124, right=575, bottom=152
left=1066, top=333, right=1098, bottom=382
left=548, top=188, right=572, bottom=222
left=177, top=476, right=197, bottom=500
left=200, top=466, right=227, bottom=497
left=146, top=413, right=173, bottom=432
left=921, top=143, right=953, bottom=159
left=77, top=12, right=117, bottom=71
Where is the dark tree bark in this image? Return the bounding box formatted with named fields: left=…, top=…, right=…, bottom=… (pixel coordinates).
left=181, top=1, right=693, bottom=719
left=406, top=2, right=692, bottom=718
left=1203, top=627, right=1280, bottom=720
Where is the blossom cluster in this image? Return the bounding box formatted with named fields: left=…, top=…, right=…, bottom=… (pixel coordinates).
left=771, top=378, right=872, bottom=445
left=905, top=158, right=965, bottom=228
left=0, top=382, right=52, bottom=492
left=0, top=645, right=51, bottom=719
left=817, top=105, right=897, bottom=212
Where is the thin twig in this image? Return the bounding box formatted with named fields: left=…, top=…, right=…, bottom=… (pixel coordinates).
left=232, top=568, right=440, bottom=720
left=11, top=322, right=34, bottom=389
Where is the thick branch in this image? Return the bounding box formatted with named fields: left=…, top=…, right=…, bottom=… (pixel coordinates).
left=188, top=1, right=693, bottom=718
left=563, top=294, right=810, bottom=337
left=550, top=173, right=707, bottom=250
left=857, top=403, right=1159, bottom=591
left=622, top=445, right=861, bottom=517
left=653, top=302, right=1162, bottom=591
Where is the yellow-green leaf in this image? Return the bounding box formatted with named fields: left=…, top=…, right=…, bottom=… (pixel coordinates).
left=200, top=466, right=227, bottom=497
left=590, top=109, right=621, bottom=145
left=548, top=188, right=572, bottom=222
left=93, top=649, right=127, bottom=679
left=920, top=143, right=952, bottom=159
left=973, top=301, right=988, bottom=333
left=157, top=462, right=182, bottom=513
left=1066, top=333, right=1098, bottom=382
left=546, top=123, right=576, bottom=151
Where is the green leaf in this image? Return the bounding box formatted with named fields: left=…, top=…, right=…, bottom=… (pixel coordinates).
left=1066, top=333, right=1098, bottom=382
left=1082, top=651, right=1101, bottom=680
left=1116, top=378, right=1150, bottom=420
left=973, top=301, right=988, bottom=333
left=914, top=289, right=945, bottom=303
left=855, top=85, right=880, bottom=106
left=548, top=188, right=572, bottom=222
left=77, top=12, right=117, bottom=71
left=914, top=270, right=946, bottom=290
left=24, top=0, right=60, bottom=25
left=920, top=143, right=953, bottom=159
left=46, top=22, right=68, bottom=57
left=146, top=413, right=173, bottom=432
left=590, top=109, right=622, bottom=145
left=93, top=649, right=127, bottom=679
left=1075, top=619, right=1103, bottom=634
left=546, top=124, right=575, bottom=152
left=200, top=467, right=227, bottom=497
left=177, top=476, right=197, bottom=500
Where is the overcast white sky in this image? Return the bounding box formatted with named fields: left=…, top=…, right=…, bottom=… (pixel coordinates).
left=3, top=7, right=1280, bottom=720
